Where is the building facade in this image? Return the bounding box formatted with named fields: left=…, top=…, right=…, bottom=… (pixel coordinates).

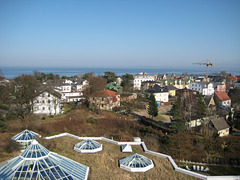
left=33, top=90, right=63, bottom=115
left=133, top=74, right=155, bottom=90
left=188, top=82, right=214, bottom=96
left=89, top=90, right=120, bottom=111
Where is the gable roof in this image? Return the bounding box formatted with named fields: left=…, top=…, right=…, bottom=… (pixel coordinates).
left=146, top=85, right=168, bottom=93
left=35, top=88, right=62, bottom=99
left=90, top=90, right=120, bottom=97
left=203, top=95, right=215, bottom=106
left=211, top=117, right=230, bottom=131
left=215, top=91, right=231, bottom=101
left=166, top=85, right=178, bottom=91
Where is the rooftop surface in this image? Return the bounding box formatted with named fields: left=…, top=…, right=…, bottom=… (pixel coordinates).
left=40, top=136, right=198, bottom=180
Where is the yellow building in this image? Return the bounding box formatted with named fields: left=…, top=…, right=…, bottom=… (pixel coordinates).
left=165, top=85, right=178, bottom=97
left=211, top=117, right=230, bottom=137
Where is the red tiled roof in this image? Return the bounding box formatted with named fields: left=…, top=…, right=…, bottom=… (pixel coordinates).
left=229, top=76, right=237, bottom=81
left=215, top=91, right=231, bottom=101
left=90, top=90, right=120, bottom=97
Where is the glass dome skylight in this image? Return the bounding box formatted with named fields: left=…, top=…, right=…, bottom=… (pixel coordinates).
left=119, top=153, right=154, bottom=172
left=0, top=140, right=89, bottom=180
left=74, top=139, right=102, bottom=153
left=12, top=129, right=41, bottom=150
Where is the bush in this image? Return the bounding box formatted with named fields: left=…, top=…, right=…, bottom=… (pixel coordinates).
left=0, top=103, right=9, bottom=110
left=86, top=117, right=98, bottom=124
left=4, top=139, right=21, bottom=153
left=42, top=116, right=46, bottom=120
left=5, top=113, right=18, bottom=120
left=0, top=114, right=7, bottom=132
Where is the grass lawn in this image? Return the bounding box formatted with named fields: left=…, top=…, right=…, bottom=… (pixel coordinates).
left=153, top=115, right=166, bottom=122
left=40, top=136, right=198, bottom=180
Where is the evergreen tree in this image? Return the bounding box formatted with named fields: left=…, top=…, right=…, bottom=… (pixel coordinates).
left=0, top=114, right=7, bottom=132
left=148, top=93, right=158, bottom=118
left=104, top=71, right=117, bottom=83
left=171, top=96, right=182, bottom=119
left=196, top=93, right=207, bottom=119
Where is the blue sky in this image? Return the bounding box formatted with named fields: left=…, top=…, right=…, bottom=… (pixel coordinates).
left=0, top=0, right=239, bottom=71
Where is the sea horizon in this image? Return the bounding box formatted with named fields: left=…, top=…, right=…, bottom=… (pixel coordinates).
left=0, top=66, right=239, bottom=79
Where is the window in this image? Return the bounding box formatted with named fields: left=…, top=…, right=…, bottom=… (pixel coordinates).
left=37, top=100, right=39, bottom=103
left=48, top=94, right=50, bottom=97
left=102, top=98, right=104, bottom=101
left=43, top=107, right=45, bottom=110
left=48, top=100, right=51, bottom=103
left=42, top=100, right=45, bottom=103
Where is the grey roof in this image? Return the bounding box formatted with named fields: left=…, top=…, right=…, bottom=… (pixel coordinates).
left=0, top=140, right=89, bottom=180
left=146, top=85, right=168, bottom=93
left=211, top=117, right=230, bottom=131
left=141, top=81, right=159, bottom=84
left=34, top=88, right=62, bottom=99
left=166, top=85, right=178, bottom=91
left=203, top=95, right=214, bottom=106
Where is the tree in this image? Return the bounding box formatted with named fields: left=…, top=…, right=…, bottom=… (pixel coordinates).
left=148, top=93, right=158, bottom=119
left=121, top=73, right=134, bottom=91
left=0, top=83, right=11, bottom=104
left=13, top=74, right=39, bottom=118
left=171, top=96, right=182, bottom=119
left=83, top=74, right=107, bottom=97
left=196, top=93, right=207, bottom=119
left=0, top=114, right=7, bottom=132
left=104, top=71, right=117, bottom=83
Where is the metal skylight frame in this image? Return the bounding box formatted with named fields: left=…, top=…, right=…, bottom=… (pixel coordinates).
left=74, top=139, right=102, bottom=153
left=119, top=153, right=154, bottom=172
left=0, top=140, right=89, bottom=180
left=12, top=129, right=41, bottom=150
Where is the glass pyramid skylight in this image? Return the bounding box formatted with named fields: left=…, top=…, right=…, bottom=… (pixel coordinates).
left=12, top=129, right=41, bottom=150
left=121, top=144, right=132, bottom=153
left=0, top=140, right=89, bottom=180
left=12, top=129, right=41, bottom=142
left=74, top=139, right=102, bottom=153
left=119, top=153, right=154, bottom=172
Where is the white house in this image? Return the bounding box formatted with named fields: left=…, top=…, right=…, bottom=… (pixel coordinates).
left=54, top=83, right=72, bottom=92
left=74, top=79, right=89, bottom=91
left=146, top=85, right=169, bottom=104
left=188, top=82, right=214, bottom=96
left=61, top=91, right=83, bottom=103
left=134, top=74, right=155, bottom=90
left=215, top=91, right=231, bottom=108
left=32, top=90, right=64, bottom=115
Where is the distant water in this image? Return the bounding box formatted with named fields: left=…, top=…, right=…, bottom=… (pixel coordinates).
left=0, top=66, right=239, bottom=79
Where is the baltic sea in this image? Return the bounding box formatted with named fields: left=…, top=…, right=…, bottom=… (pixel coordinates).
left=0, top=66, right=239, bottom=79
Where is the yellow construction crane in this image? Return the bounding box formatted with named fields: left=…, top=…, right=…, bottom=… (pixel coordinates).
left=193, top=59, right=214, bottom=80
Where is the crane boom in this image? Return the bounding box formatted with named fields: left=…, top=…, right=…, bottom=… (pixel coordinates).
left=193, top=59, right=213, bottom=80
